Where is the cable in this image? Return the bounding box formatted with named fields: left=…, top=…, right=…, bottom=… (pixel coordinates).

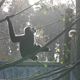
left=0, top=0, right=76, bottom=37
left=43, top=16, right=80, bottom=47
left=0, top=0, right=42, bottom=37
left=27, top=60, right=80, bottom=80
left=0, top=19, right=62, bottom=40
left=0, top=1, right=80, bottom=71
left=0, top=58, right=27, bottom=71
left=14, top=0, right=42, bottom=16
left=51, top=69, right=71, bottom=80
left=0, top=1, right=79, bottom=79
left=0, top=15, right=79, bottom=71
left=7, top=65, right=65, bottom=80
left=52, top=60, right=80, bottom=80
left=27, top=65, right=65, bottom=79
left=0, top=18, right=62, bottom=40
left=28, top=67, right=69, bottom=80
left=0, top=0, right=75, bottom=23
left=0, top=0, right=42, bottom=23
left=8, top=60, right=80, bottom=80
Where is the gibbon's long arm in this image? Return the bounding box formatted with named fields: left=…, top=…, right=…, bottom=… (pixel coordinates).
left=6, top=17, right=21, bottom=42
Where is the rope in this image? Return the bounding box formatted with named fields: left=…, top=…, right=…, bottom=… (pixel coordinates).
left=0, top=19, right=61, bottom=40
left=27, top=60, right=80, bottom=80
left=43, top=16, right=80, bottom=47
left=6, top=60, right=80, bottom=80
left=7, top=65, right=65, bottom=80
left=0, top=0, right=78, bottom=72
left=52, top=60, right=80, bottom=80
left=28, top=66, right=69, bottom=80
left=0, top=16, right=79, bottom=71
left=14, top=0, right=42, bottom=16
left=0, top=0, right=42, bottom=37
left=0, top=1, right=79, bottom=70
left=0, top=0, right=42, bottom=23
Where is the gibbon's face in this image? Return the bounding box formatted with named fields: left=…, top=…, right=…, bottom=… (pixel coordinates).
left=25, top=27, right=31, bottom=34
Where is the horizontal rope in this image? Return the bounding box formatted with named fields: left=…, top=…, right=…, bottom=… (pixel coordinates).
left=0, top=0, right=42, bottom=23
left=0, top=16, right=79, bottom=71
left=29, top=60, right=80, bottom=80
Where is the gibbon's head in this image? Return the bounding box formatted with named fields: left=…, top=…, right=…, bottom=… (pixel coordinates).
left=24, top=27, right=36, bottom=34
left=24, top=27, right=31, bottom=34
